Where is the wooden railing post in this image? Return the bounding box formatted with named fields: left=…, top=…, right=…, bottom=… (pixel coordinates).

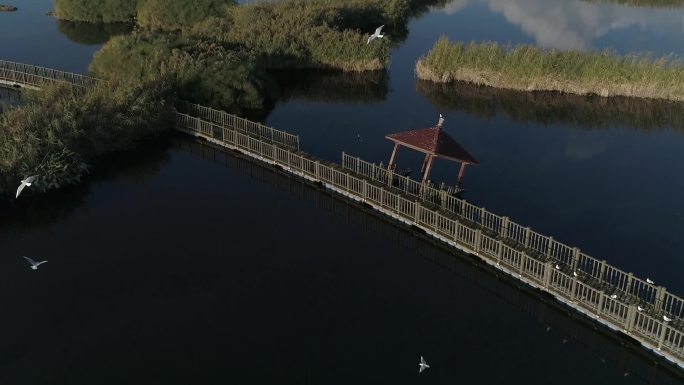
left=543, top=261, right=553, bottom=288
left=474, top=230, right=482, bottom=253
left=524, top=227, right=531, bottom=247
left=414, top=201, right=421, bottom=223
left=571, top=247, right=580, bottom=272
left=315, top=161, right=321, bottom=180
left=655, top=287, right=667, bottom=312
left=496, top=240, right=503, bottom=265
left=597, top=292, right=606, bottom=318
left=546, top=236, right=554, bottom=259
left=500, top=216, right=509, bottom=239
left=658, top=321, right=669, bottom=350
left=625, top=304, right=637, bottom=334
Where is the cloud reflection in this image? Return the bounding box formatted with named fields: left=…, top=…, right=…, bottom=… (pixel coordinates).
left=438, top=0, right=684, bottom=51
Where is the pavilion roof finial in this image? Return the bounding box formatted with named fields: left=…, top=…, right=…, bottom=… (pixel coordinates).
left=437, top=113, right=445, bottom=129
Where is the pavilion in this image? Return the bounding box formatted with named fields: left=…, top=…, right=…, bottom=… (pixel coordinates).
left=385, top=115, right=478, bottom=187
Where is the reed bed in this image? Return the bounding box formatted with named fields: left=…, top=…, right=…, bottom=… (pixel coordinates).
left=416, top=37, right=684, bottom=102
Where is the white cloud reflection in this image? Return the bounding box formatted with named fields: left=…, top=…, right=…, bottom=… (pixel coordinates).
left=438, top=0, right=684, bottom=51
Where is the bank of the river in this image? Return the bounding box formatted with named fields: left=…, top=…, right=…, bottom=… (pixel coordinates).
left=0, top=4, right=17, bottom=12
left=416, top=37, right=684, bottom=102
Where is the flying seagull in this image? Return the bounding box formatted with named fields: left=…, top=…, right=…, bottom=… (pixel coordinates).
left=554, top=264, right=561, bottom=270
left=646, top=278, right=655, bottom=284
left=419, top=356, right=430, bottom=374
left=367, top=25, right=385, bottom=44
left=573, top=271, right=579, bottom=277
left=663, top=315, right=673, bottom=322
left=610, top=294, right=618, bottom=299
left=23, top=256, right=48, bottom=270
left=16, top=175, right=37, bottom=198
left=637, top=306, right=645, bottom=312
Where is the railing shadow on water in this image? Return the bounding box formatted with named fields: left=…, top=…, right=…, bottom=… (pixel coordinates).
left=416, top=80, right=684, bottom=132
left=174, top=137, right=684, bottom=385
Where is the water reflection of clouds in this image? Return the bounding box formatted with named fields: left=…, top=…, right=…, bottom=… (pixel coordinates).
left=439, top=0, right=684, bottom=51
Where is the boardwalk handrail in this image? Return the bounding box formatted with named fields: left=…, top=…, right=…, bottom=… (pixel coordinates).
left=174, top=109, right=684, bottom=366
left=176, top=101, right=300, bottom=151
left=342, top=153, right=461, bottom=200
left=343, top=152, right=684, bottom=322
left=0, top=60, right=99, bottom=88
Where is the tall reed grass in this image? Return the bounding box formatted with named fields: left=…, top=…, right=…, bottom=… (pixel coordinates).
left=416, top=37, right=684, bottom=101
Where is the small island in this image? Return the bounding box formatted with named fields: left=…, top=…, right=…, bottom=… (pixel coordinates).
left=416, top=36, right=684, bottom=102
left=0, top=4, right=18, bottom=12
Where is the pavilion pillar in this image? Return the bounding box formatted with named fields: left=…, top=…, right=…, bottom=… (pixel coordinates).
left=420, top=153, right=430, bottom=174
left=388, top=143, right=400, bottom=170
left=421, top=155, right=435, bottom=184
left=456, top=162, right=468, bottom=187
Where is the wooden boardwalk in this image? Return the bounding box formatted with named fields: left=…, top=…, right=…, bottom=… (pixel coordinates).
left=3, top=59, right=684, bottom=370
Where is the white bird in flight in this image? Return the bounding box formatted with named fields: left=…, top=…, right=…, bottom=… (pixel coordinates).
left=23, top=256, right=48, bottom=270
left=663, top=315, right=673, bottom=322
left=646, top=278, right=655, bottom=285
left=437, top=113, right=445, bottom=128
left=573, top=271, right=579, bottom=277
left=554, top=264, right=561, bottom=270
left=367, top=25, right=385, bottom=44
left=637, top=306, right=645, bottom=312
left=610, top=294, right=618, bottom=299
left=419, top=356, right=430, bottom=373
left=16, top=175, right=37, bottom=198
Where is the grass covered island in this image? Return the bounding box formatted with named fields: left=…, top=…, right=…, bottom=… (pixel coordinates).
left=0, top=0, right=446, bottom=196
left=0, top=4, right=18, bottom=12
left=416, top=36, right=684, bottom=102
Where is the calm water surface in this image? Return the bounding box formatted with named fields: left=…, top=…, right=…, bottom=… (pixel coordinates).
left=2, top=0, right=684, bottom=383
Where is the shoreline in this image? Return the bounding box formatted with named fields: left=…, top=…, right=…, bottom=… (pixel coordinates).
left=416, top=37, right=684, bottom=102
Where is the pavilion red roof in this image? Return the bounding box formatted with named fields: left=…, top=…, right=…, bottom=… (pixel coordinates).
left=385, top=126, right=478, bottom=164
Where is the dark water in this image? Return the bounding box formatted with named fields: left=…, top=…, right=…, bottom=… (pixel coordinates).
left=2, top=0, right=684, bottom=383
left=0, top=139, right=682, bottom=384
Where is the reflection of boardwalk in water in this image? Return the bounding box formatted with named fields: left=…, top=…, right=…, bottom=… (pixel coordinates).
left=176, top=137, right=684, bottom=384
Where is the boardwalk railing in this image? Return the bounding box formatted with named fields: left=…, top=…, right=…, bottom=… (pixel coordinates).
left=0, top=60, right=99, bottom=88
left=344, top=152, right=684, bottom=322
left=342, top=153, right=461, bottom=201
left=176, top=101, right=300, bottom=151
left=174, top=109, right=684, bottom=366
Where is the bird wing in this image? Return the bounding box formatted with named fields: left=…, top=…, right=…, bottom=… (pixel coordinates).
left=376, top=25, right=384, bottom=34
left=419, top=366, right=425, bottom=373
left=16, top=182, right=26, bottom=198
left=25, top=175, right=37, bottom=184
left=367, top=35, right=373, bottom=44
left=23, top=256, right=37, bottom=265
left=420, top=356, right=426, bottom=364
left=35, top=261, right=48, bottom=266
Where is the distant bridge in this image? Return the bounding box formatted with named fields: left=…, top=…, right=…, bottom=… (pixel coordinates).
left=2, top=59, right=684, bottom=370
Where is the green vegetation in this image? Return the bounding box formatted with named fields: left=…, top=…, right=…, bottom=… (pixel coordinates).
left=0, top=4, right=18, bottom=12
left=416, top=37, right=684, bottom=102
left=417, top=80, right=684, bottom=132
left=57, top=21, right=133, bottom=45
left=89, top=33, right=272, bottom=113
left=583, top=0, right=684, bottom=8
left=54, top=0, right=139, bottom=22
left=2, top=0, right=446, bottom=196
left=0, top=79, right=173, bottom=194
